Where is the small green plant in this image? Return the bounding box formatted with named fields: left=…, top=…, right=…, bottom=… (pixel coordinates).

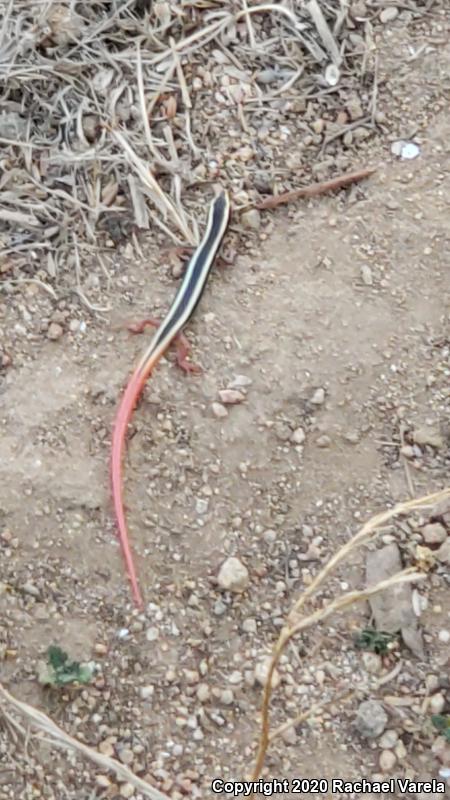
left=431, top=715, right=450, bottom=742
left=354, top=628, right=398, bottom=655
left=38, top=646, right=94, bottom=688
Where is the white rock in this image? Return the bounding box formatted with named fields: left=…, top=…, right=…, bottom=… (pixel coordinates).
left=380, top=6, right=398, bottom=23
left=291, top=427, right=305, bottom=444
left=311, top=387, right=325, bottom=405
left=228, top=374, right=252, bottom=389
left=197, top=683, right=210, bottom=703
left=355, top=700, right=387, bottom=738
left=139, top=685, right=154, bottom=700
left=241, top=209, right=261, bottom=230
left=212, top=402, right=228, bottom=418
left=254, top=657, right=280, bottom=689
left=146, top=627, right=159, bottom=642
left=422, top=523, right=447, bottom=545
left=217, top=557, right=249, bottom=593
left=242, top=617, right=257, bottom=634
left=379, top=749, right=396, bottom=772
left=430, top=693, right=446, bottom=715
left=218, top=388, right=245, bottom=405
left=221, top=689, right=234, bottom=705
left=361, top=264, right=373, bottom=285
left=282, top=725, right=297, bottom=744
left=361, top=652, right=382, bottom=674
left=379, top=729, right=398, bottom=749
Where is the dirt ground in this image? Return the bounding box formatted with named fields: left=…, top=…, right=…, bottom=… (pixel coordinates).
left=1, top=11, right=450, bottom=800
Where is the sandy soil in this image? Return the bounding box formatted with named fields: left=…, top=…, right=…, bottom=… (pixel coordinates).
left=0, top=14, right=449, bottom=800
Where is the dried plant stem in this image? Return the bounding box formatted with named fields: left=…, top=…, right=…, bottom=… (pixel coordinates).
left=0, top=684, right=170, bottom=800
left=252, top=569, right=424, bottom=783
left=256, top=167, right=376, bottom=210
left=251, top=487, right=450, bottom=783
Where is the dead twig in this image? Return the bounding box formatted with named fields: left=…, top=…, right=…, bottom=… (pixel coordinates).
left=0, top=683, right=170, bottom=800
left=255, top=167, right=376, bottom=209
left=251, top=487, right=450, bottom=784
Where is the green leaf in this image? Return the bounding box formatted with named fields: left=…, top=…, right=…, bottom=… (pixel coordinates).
left=431, top=715, right=450, bottom=735
left=354, top=628, right=397, bottom=655
left=47, top=646, right=69, bottom=670
left=38, top=646, right=94, bottom=687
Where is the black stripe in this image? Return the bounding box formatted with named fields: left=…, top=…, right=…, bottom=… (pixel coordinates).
left=153, top=192, right=229, bottom=348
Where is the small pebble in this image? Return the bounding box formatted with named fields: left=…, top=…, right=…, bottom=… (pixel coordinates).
left=22, top=581, right=40, bottom=598
left=254, top=657, right=280, bottom=688
left=394, top=739, right=407, bottom=760
left=118, top=748, right=134, bottom=766
left=379, top=749, right=397, bottom=772
left=212, top=402, right=228, bottom=418
left=437, top=541, right=450, bottom=564
left=380, top=6, right=398, bottom=23
left=241, top=209, right=261, bottom=230
left=361, top=264, right=373, bottom=286
left=228, top=374, right=252, bottom=389
left=281, top=726, right=297, bottom=744
left=400, top=444, right=415, bottom=459
left=217, top=556, right=249, bottom=592
left=311, top=387, right=325, bottom=405
left=140, top=685, right=154, bottom=700
left=422, top=523, right=447, bottom=546
left=120, top=783, right=135, bottom=798
left=425, top=674, right=440, bottom=693
left=430, top=694, right=446, bottom=714
left=438, top=630, right=450, bottom=644
left=344, top=430, right=360, bottom=444
left=355, top=700, right=387, bottom=738
left=242, top=617, right=257, bottom=634
left=379, top=730, right=398, bottom=749
left=197, top=683, right=210, bottom=703
left=221, top=689, right=234, bottom=705
left=263, top=529, right=277, bottom=545
left=291, top=427, right=305, bottom=445
left=96, top=776, right=111, bottom=789
left=146, top=627, right=159, bottom=642
left=213, top=599, right=227, bottom=616
left=47, top=322, right=64, bottom=340
left=195, top=498, right=209, bottom=515
left=316, top=435, right=331, bottom=448
left=218, top=389, right=245, bottom=405
left=361, top=652, right=382, bottom=674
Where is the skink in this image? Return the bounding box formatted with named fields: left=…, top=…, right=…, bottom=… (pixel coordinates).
left=111, top=190, right=231, bottom=607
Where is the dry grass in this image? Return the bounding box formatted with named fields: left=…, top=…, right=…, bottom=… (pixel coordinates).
left=0, top=682, right=170, bottom=800
left=251, top=487, right=450, bottom=782
left=0, top=0, right=385, bottom=299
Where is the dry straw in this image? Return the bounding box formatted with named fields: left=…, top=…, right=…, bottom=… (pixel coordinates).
left=250, top=487, right=450, bottom=782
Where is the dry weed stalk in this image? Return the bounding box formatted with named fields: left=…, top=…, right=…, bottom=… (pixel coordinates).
left=0, top=683, right=170, bottom=800
left=251, top=487, right=450, bottom=782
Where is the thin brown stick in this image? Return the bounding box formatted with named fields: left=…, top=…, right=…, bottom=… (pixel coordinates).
left=255, top=167, right=376, bottom=209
